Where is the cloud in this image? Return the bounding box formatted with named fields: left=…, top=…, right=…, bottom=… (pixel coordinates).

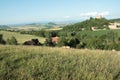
left=98, top=11, right=109, bottom=16
left=64, top=16, right=71, bottom=19
left=80, top=11, right=109, bottom=17
left=80, top=12, right=98, bottom=17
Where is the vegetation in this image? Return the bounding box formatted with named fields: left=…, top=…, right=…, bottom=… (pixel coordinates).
left=110, top=18, right=120, bottom=22
left=58, top=30, right=120, bottom=50
left=1, top=17, right=120, bottom=51
left=57, top=18, right=120, bottom=51
left=0, top=30, right=45, bottom=44
left=20, top=29, right=59, bottom=38
left=0, top=34, right=6, bottom=44
left=6, top=36, right=18, bottom=45
left=0, top=18, right=120, bottom=79
left=62, top=17, right=110, bottom=32
left=0, top=45, right=120, bottom=80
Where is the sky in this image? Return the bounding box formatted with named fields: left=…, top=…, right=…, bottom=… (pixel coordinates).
left=0, top=0, right=120, bottom=25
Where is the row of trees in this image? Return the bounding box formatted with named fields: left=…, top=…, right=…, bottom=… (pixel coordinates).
left=20, top=30, right=59, bottom=37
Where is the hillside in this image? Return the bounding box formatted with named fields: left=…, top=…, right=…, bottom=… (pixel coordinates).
left=62, top=17, right=109, bottom=32
left=0, top=45, right=120, bottom=80
left=0, top=30, right=45, bottom=44
left=76, top=29, right=120, bottom=37
left=9, top=22, right=61, bottom=31
left=110, top=18, right=120, bottom=22
left=0, top=25, right=10, bottom=29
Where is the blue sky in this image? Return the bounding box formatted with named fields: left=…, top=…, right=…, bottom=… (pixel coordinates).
left=0, top=0, right=120, bottom=25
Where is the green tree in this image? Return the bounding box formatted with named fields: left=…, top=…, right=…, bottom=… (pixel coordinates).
left=76, top=42, right=86, bottom=49
left=67, top=37, right=80, bottom=48
left=0, top=34, right=6, bottom=44
left=7, top=36, right=17, bottom=45
left=57, top=36, right=68, bottom=47
left=44, top=33, right=55, bottom=46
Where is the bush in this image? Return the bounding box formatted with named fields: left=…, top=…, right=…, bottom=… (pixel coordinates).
left=6, top=36, right=18, bottom=45
left=0, top=34, right=6, bottom=44
left=76, top=42, right=86, bottom=49
left=57, top=37, right=68, bottom=47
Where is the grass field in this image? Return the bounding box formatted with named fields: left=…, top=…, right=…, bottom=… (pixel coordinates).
left=0, top=31, right=45, bottom=44
left=0, top=45, right=120, bottom=80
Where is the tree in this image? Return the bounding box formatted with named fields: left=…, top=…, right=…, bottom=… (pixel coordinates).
left=76, top=42, right=86, bottom=49
left=0, top=34, right=6, bottom=44
left=7, top=36, right=17, bottom=45
left=57, top=36, right=68, bottom=47
left=44, top=33, right=55, bottom=46
left=67, top=37, right=80, bottom=48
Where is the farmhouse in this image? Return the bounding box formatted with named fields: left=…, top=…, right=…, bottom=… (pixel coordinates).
left=91, top=27, right=106, bottom=31
left=51, top=36, right=59, bottom=44
left=109, top=22, right=120, bottom=29
left=91, top=27, right=99, bottom=31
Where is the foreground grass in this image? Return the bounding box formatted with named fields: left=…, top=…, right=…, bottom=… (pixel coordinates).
left=0, top=45, right=120, bottom=80
left=0, top=31, right=45, bottom=44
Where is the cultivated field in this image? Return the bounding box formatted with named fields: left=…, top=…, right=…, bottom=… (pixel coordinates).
left=0, top=31, right=45, bottom=44
left=0, top=45, right=120, bottom=80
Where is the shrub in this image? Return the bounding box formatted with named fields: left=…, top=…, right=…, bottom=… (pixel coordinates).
left=0, top=34, right=6, bottom=44
left=6, top=36, right=18, bottom=45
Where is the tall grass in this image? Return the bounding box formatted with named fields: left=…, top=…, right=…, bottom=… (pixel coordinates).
left=0, top=45, right=120, bottom=80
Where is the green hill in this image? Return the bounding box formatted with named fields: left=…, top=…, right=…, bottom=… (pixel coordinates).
left=110, top=18, right=120, bottom=22
left=62, top=17, right=110, bottom=32
left=0, top=45, right=120, bottom=80
left=0, top=30, right=45, bottom=44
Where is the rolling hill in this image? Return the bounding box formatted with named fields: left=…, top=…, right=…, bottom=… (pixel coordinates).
left=0, top=30, right=45, bottom=44
left=110, top=18, right=120, bottom=22
left=62, top=17, right=110, bottom=32
left=0, top=25, right=10, bottom=29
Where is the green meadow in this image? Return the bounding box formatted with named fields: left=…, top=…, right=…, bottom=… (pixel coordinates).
left=0, top=45, right=120, bottom=80
left=0, top=30, right=45, bottom=44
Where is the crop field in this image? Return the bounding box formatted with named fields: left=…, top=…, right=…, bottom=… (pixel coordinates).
left=0, top=31, right=45, bottom=44
left=0, top=45, right=120, bottom=80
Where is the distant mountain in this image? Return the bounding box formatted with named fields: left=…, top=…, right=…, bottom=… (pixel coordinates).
left=0, top=25, right=10, bottom=29
left=48, top=22, right=57, bottom=25
left=5, top=22, right=62, bottom=31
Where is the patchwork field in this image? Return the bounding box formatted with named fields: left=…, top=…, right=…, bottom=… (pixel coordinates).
left=0, top=45, right=120, bottom=80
